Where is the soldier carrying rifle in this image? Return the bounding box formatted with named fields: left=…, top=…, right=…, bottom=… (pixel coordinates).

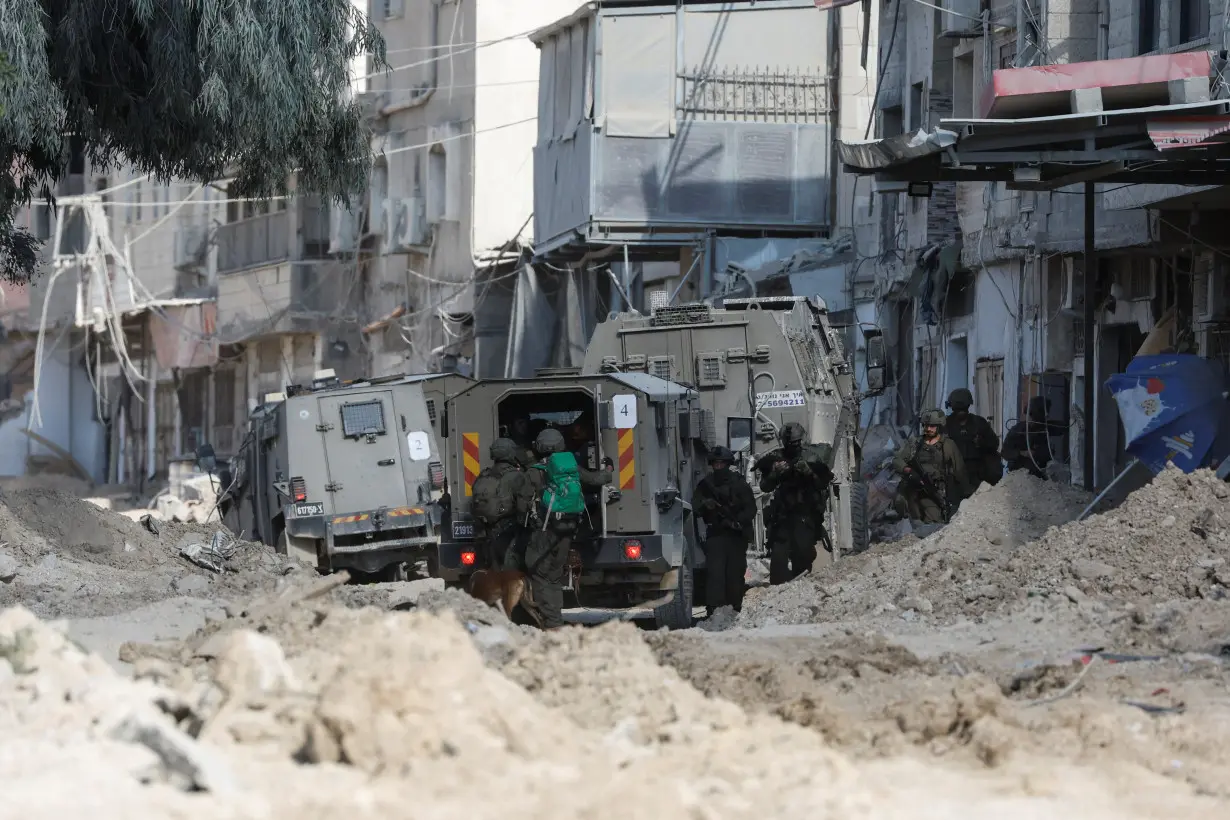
left=892, top=408, right=971, bottom=526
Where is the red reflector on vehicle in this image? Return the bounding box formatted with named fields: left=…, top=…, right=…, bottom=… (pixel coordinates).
left=623, top=540, right=642, bottom=560
left=291, top=476, right=307, bottom=503
left=428, top=461, right=445, bottom=490
left=461, top=551, right=477, bottom=566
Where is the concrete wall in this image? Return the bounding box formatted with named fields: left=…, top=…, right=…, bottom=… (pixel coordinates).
left=1106, top=0, right=1224, bottom=58
left=0, top=333, right=106, bottom=481
left=109, top=173, right=219, bottom=301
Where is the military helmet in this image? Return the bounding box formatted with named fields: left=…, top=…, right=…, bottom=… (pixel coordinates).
left=489, top=437, right=520, bottom=463
left=533, top=427, right=566, bottom=455
left=947, top=388, right=974, bottom=410
left=778, top=422, right=807, bottom=446
left=921, top=408, right=946, bottom=427
left=707, top=445, right=735, bottom=464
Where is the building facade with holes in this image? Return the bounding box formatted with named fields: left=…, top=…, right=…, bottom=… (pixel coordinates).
left=4, top=152, right=250, bottom=489
left=855, top=0, right=1230, bottom=490
left=359, top=0, right=580, bottom=379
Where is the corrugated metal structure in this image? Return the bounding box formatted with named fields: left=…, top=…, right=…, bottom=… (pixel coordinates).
left=531, top=0, right=835, bottom=260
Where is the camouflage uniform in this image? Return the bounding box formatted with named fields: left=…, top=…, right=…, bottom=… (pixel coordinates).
left=471, top=438, right=535, bottom=570
left=944, top=388, right=1002, bottom=495
left=758, top=423, right=835, bottom=585
left=694, top=446, right=756, bottom=614
left=893, top=409, right=971, bottom=524
left=523, top=428, right=612, bottom=629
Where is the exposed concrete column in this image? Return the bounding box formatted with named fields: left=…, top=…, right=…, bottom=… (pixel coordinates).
left=1082, top=181, right=1096, bottom=492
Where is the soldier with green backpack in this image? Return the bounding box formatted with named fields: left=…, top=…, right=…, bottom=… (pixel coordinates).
left=524, top=427, right=613, bottom=629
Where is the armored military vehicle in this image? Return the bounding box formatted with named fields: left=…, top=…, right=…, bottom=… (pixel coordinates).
left=225, top=370, right=470, bottom=580
left=438, top=372, right=707, bottom=627
left=582, top=296, right=886, bottom=556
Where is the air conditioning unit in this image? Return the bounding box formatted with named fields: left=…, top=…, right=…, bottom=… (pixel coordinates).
left=1060, top=257, right=1084, bottom=313
left=173, top=224, right=209, bottom=271
left=1194, top=258, right=1230, bottom=323
left=383, top=197, right=428, bottom=252
left=328, top=206, right=361, bottom=255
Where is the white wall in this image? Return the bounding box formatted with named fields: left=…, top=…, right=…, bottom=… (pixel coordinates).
left=0, top=334, right=106, bottom=481
left=472, top=0, right=578, bottom=253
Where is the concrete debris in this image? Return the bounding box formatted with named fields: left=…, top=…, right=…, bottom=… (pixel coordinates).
left=178, top=532, right=239, bottom=574
left=153, top=476, right=223, bottom=525
left=108, top=713, right=238, bottom=794
left=0, top=547, right=17, bottom=584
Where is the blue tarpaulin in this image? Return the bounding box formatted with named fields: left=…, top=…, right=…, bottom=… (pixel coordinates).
left=1105, top=354, right=1230, bottom=475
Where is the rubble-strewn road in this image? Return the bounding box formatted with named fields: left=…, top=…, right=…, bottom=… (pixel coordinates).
left=3, top=467, right=1230, bottom=818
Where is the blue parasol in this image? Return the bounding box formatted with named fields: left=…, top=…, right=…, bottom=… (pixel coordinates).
left=1105, top=354, right=1230, bottom=475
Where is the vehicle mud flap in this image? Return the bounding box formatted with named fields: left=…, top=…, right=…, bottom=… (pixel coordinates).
left=278, top=530, right=322, bottom=573
left=654, top=536, right=695, bottom=630
left=850, top=481, right=870, bottom=555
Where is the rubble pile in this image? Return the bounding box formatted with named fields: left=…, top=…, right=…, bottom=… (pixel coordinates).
left=738, top=470, right=1092, bottom=626
left=0, top=486, right=288, bottom=619
left=740, top=465, right=1230, bottom=628
left=1013, top=466, right=1230, bottom=602
left=2, top=596, right=1220, bottom=818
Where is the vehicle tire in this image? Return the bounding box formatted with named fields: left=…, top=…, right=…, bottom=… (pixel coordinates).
left=654, top=536, right=695, bottom=630
left=277, top=531, right=320, bottom=570
left=850, top=481, right=870, bottom=555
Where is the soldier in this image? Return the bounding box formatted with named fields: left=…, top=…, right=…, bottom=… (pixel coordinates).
left=693, top=445, right=756, bottom=616
left=944, top=387, right=1002, bottom=496
left=893, top=408, right=971, bottom=525
left=523, top=428, right=613, bottom=630
left=469, top=438, right=534, bottom=570
left=1002, top=396, right=1068, bottom=479
left=759, top=422, right=835, bottom=585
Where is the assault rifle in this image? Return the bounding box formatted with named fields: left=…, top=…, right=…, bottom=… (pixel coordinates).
left=905, top=458, right=952, bottom=524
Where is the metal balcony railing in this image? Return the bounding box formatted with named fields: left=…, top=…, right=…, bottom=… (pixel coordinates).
left=217, top=212, right=290, bottom=273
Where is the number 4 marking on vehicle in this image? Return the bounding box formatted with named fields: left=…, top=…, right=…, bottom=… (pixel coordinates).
left=612, top=395, right=637, bottom=429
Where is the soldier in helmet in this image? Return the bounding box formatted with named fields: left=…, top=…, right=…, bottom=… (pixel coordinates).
left=523, top=427, right=613, bottom=629
left=1002, top=396, right=1068, bottom=479
left=693, top=445, right=756, bottom=616
left=468, top=437, right=534, bottom=570
left=892, top=408, right=971, bottom=525
left=758, top=422, right=835, bottom=585
left=944, top=387, right=1002, bottom=496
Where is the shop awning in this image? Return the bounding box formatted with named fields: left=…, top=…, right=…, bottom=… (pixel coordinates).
left=839, top=99, right=1230, bottom=188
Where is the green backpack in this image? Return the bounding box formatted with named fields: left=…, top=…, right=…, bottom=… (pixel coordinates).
left=534, top=452, right=586, bottom=516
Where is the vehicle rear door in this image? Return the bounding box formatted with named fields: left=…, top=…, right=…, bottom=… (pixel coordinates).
left=315, top=389, right=410, bottom=514
left=598, top=383, right=652, bottom=534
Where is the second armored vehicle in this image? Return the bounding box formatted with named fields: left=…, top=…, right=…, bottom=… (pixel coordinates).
left=225, top=371, right=467, bottom=580
left=582, top=296, right=885, bottom=556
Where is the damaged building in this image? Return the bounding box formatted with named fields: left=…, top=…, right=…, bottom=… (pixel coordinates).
left=842, top=0, right=1230, bottom=491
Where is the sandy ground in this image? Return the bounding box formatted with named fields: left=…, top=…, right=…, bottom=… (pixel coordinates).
left=2, top=466, right=1230, bottom=817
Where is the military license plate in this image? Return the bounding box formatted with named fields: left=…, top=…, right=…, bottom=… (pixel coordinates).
left=293, top=502, right=324, bottom=517
left=452, top=520, right=475, bottom=540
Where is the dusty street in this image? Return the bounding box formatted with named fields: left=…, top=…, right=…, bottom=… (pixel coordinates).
left=2, top=467, right=1230, bottom=818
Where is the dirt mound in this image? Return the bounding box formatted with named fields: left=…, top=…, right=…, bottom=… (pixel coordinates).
left=738, top=471, right=1092, bottom=626
left=0, top=486, right=288, bottom=619
left=1012, top=466, right=1230, bottom=601
left=5, top=599, right=1225, bottom=818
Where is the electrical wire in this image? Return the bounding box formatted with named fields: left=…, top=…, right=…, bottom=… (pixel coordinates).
left=357, top=25, right=544, bottom=82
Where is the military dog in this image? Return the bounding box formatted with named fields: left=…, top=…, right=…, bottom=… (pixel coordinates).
left=464, top=569, right=546, bottom=629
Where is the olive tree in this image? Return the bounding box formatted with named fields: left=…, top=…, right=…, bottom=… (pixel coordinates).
left=0, top=0, right=384, bottom=283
